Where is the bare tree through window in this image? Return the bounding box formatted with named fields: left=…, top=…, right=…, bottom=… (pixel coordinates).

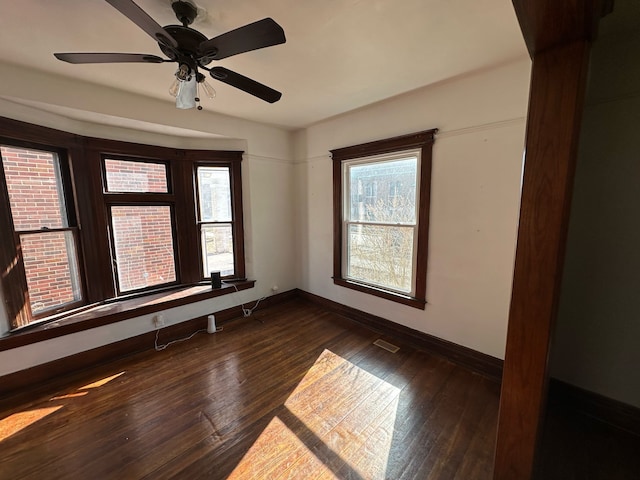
left=346, top=157, right=418, bottom=294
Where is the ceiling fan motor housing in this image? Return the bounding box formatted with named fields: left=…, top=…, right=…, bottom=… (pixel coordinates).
left=159, top=25, right=210, bottom=65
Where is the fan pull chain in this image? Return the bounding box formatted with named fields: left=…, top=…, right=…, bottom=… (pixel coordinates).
left=195, top=83, right=203, bottom=110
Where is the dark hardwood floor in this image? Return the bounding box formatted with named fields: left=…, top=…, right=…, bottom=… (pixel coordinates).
left=0, top=298, right=500, bottom=479
left=536, top=402, right=640, bottom=480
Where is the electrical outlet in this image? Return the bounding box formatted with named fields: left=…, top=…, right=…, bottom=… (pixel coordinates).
left=153, top=313, right=165, bottom=329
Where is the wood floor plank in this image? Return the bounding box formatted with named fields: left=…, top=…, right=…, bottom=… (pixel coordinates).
left=0, top=297, right=502, bottom=480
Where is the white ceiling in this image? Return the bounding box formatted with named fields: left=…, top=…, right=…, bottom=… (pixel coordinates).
left=0, top=0, right=527, bottom=130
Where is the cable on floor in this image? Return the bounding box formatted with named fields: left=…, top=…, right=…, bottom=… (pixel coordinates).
left=155, top=328, right=206, bottom=351
left=154, top=285, right=266, bottom=350
left=230, top=283, right=266, bottom=317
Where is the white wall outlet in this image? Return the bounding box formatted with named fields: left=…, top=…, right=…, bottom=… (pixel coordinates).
left=153, top=313, right=165, bottom=329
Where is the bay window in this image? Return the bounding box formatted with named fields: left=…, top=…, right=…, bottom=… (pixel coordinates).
left=0, top=117, right=246, bottom=330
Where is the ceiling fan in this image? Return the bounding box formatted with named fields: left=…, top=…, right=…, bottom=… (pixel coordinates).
left=54, top=0, right=286, bottom=109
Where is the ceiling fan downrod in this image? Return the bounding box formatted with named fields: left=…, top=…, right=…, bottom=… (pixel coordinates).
left=171, top=0, right=198, bottom=27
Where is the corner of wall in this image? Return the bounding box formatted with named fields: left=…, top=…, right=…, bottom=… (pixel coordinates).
left=0, top=288, right=8, bottom=336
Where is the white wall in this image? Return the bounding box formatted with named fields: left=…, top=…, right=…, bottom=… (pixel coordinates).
left=551, top=20, right=640, bottom=408
left=0, top=66, right=297, bottom=375
left=295, top=58, right=531, bottom=359
left=0, top=56, right=531, bottom=374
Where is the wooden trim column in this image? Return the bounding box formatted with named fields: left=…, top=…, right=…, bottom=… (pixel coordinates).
left=494, top=1, right=611, bottom=479
left=494, top=39, right=590, bottom=480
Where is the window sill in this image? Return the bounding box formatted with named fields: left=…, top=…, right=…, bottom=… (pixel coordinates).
left=0, top=280, right=255, bottom=351
left=333, top=277, right=426, bottom=310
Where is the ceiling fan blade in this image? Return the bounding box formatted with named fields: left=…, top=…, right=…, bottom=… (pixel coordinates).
left=199, top=18, right=285, bottom=60
left=54, top=53, right=166, bottom=64
left=104, top=0, right=178, bottom=49
left=209, top=67, right=282, bottom=103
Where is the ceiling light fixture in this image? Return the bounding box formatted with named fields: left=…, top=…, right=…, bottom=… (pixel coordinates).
left=169, top=64, right=216, bottom=110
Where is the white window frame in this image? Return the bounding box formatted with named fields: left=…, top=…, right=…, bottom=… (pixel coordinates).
left=341, top=149, right=422, bottom=296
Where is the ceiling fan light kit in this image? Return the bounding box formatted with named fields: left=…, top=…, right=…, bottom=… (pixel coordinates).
left=54, top=0, right=286, bottom=109
left=169, top=66, right=216, bottom=110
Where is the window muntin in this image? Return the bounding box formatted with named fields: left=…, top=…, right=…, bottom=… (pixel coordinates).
left=104, top=158, right=169, bottom=193
left=196, top=166, right=235, bottom=278
left=343, top=152, right=420, bottom=295
left=110, top=205, right=177, bottom=293
left=0, top=145, right=83, bottom=317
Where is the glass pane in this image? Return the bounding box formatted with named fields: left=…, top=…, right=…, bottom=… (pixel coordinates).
left=201, top=224, right=234, bottom=277
left=347, top=224, right=415, bottom=293
left=20, top=231, right=82, bottom=314
left=1, top=146, right=67, bottom=230
left=197, top=166, right=231, bottom=222
left=348, top=157, right=417, bottom=224
left=111, top=206, right=176, bottom=292
left=104, top=159, right=168, bottom=193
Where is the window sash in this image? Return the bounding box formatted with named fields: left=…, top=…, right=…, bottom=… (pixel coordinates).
left=343, top=221, right=418, bottom=295
left=102, top=156, right=170, bottom=194
left=196, top=165, right=232, bottom=223
left=18, top=227, right=84, bottom=317
left=343, top=152, right=420, bottom=221
left=341, top=151, right=421, bottom=296
left=107, top=203, right=179, bottom=295
left=199, top=222, right=235, bottom=278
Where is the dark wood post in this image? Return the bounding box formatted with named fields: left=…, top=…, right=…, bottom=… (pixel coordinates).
left=493, top=1, right=612, bottom=478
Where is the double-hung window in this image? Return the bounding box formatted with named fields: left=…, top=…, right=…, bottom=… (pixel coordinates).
left=331, top=129, right=436, bottom=309
left=0, top=144, right=83, bottom=325
left=196, top=165, right=236, bottom=278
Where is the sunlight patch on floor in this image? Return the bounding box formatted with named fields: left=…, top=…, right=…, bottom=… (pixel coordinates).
left=0, top=406, right=63, bottom=442
left=0, top=371, right=126, bottom=444
left=227, top=416, right=337, bottom=479
left=78, top=371, right=125, bottom=390
left=228, top=349, right=400, bottom=479
left=50, top=391, right=89, bottom=401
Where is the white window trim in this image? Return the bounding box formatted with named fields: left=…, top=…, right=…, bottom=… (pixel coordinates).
left=341, top=148, right=422, bottom=296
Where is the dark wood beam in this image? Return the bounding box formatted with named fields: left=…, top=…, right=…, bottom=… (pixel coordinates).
left=512, top=0, right=613, bottom=57
left=494, top=39, right=590, bottom=480
left=494, top=1, right=612, bottom=478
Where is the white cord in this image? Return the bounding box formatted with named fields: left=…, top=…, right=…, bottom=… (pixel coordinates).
left=154, top=285, right=265, bottom=351
left=230, top=283, right=266, bottom=317
left=241, top=297, right=265, bottom=317
left=154, top=328, right=206, bottom=351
